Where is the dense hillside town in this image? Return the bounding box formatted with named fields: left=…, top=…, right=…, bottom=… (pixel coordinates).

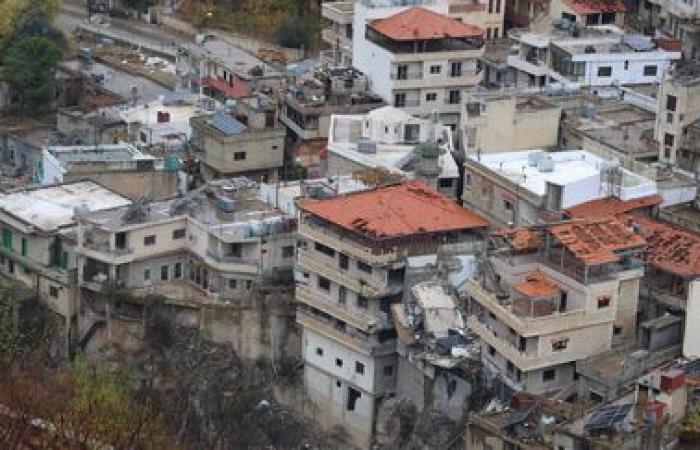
left=2, top=0, right=700, bottom=448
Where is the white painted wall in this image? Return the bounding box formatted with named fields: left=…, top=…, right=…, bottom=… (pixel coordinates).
left=683, top=279, right=700, bottom=359
left=573, top=51, right=680, bottom=87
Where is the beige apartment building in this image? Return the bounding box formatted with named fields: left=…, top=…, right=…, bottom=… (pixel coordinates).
left=294, top=181, right=489, bottom=448
left=655, top=65, right=700, bottom=171
left=465, top=219, right=646, bottom=395
left=461, top=94, right=561, bottom=156
left=190, top=95, right=284, bottom=182
left=76, top=179, right=297, bottom=355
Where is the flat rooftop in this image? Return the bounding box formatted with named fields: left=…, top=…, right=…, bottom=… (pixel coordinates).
left=47, top=144, right=154, bottom=163
left=0, top=181, right=130, bottom=232
left=470, top=150, right=656, bottom=202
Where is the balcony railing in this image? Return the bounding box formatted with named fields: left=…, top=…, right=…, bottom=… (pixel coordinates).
left=395, top=99, right=421, bottom=107
left=296, top=285, right=390, bottom=332
left=391, top=72, right=423, bottom=80
left=82, top=240, right=133, bottom=256
left=297, top=249, right=388, bottom=298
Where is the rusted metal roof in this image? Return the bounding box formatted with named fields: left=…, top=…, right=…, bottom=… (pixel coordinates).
left=565, top=194, right=662, bottom=219
left=298, top=181, right=489, bottom=241
left=548, top=217, right=646, bottom=265
left=513, top=270, right=558, bottom=297
left=562, top=0, right=627, bottom=14
left=369, top=6, right=483, bottom=41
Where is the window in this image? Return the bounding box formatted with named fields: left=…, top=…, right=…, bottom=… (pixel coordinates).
left=543, top=369, right=556, bottom=382
left=2, top=228, right=12, bottom=250
left=245, top=280, right=252, bottom=290
left=144, top=268, right=151, bottom=281
left=439, top=178, right=452, bottom=188
left=488, top=0, right=494, bottom=13
left=664, top=133, right=675, bottom=147
left=486, top=28, right=491, bottom=40
left=503, top=199, right=513, bottom=210
left=61, top=251, right=68, bottom=270
left=667, top=112, right=674, bottom=124
left=601, top=11, right=615, bottom=23
left=394, top=92, right=406, bottom=107
left=49, top=286, right=59, bottom=298
left=614, top=325, right=622, bottom=335
left=172, top=262, right=181, bottom=279
left=624, top=60, right=629, bottom=70
left=404, top=124, right=420, bottom=141
left=316, top=347, right=323, bottom=356
left=144, top=235, right=156, bottom=246
left=450, top=62, right=462, bottom=77
left=597, top=295, right=611, bottom=308
left=667, top=95, right=677, bottom=111
left=355, top=361, right=365, bottom=374
left=356, top=260, right=372, bottom=274
left=315, top=242, right=335, bottom=257
left=160, top=265, right=169, bottom=281
left=448, top=90, right=461, bottom=104
left=384, top=365, right=394, bottom=376
left=347, top=387, right=361, bottom=411
left=425, top=92, right=437, bottom=102
left=20, top=237, right=27, bottom=257
left=357, top=296, right=368, bottom=309
left=552, top=338, right=569, bottom=351
left=282, top=245, right=294, bottom=258
left=430, top=65, right=441, bottom=74
left=339, top=285, right=347, bottom=304
left=664, top=147, right=671, bottom=159
left=339, top=253, right=349, bottom=270
left=488, top=345, right=495, bottom=356
left=493, top=27, right=499, bottom=38
left=234, top=152, right=246, bottom=161
left=597, top=66, right=612, bottom=77
left=172, top=228, right=186, bottom=240
left=396, top=64, right=408, bottom=80
left=335, top=358, right=343, bottom=367
left=643, top=65, right=658, bottom=76
left=229, top=279, right=237, bottom=289
left=496, top=0, right=501, bottom=13
left=318, top=276, right=331, bottom=291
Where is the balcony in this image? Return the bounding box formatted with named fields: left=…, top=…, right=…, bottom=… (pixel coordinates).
left=297, top=249, right=394, bottom=298
left=296, top=285, right=390, bottom=332
left=507, top=54, right=550, bottom=77
left=321, top=1, right=354, bottom=24
left=204, top=250, right=260, bottom=275
left=464, top=279, right=614, bottom=337
left=298, top=220, right=404, bottom=265
left=296, top=308, right=396, bottom=356
left=321, top=28, right=352, bottom=51
left=468, top=316, right=581, bottom=371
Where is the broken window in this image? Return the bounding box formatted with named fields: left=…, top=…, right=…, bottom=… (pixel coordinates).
left=552, top=338, right=569, bottom=351
left=346, top=387, right=361, bottom=411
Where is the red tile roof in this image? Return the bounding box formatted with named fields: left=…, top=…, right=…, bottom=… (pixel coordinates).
left=562, top=0, right=627, bottom=14
left=369, top=7, right=483, bottom=41
left=565, top=194, right=662, bottom=219
left=298, top=181, right=489, bottom=241
left=199, top=76, right=249, bottom=99
left=548, top=217, right=646, bottom=265
left=514, top=270, right=559, bottom=297
left=493, top=227, right=541, bottom=251
left=631, top=216, right=700, bottom=278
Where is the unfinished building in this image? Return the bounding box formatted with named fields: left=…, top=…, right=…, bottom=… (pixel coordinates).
left=294, top=181, right=489, bottom=448
left=464, top=218, right=646, bottom=395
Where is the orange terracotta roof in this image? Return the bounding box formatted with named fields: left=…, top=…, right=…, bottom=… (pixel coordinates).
left=548, top=217, right=646, bottom=265
left=631, top=216, right=700, bottom=278
left=565, top=194, right=662, bottom=219
left=562, top=0, right=627, bottom=13
left=514, top=270, right=559, bottom=297
left=493, top=227, right=541, bottom=251
left=369, top=7, right=483, bottom=41
left=298, top=181, right=489, bottom=241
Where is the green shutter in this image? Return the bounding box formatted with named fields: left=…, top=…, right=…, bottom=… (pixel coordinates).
left=60, top=251, right=68, bottom=270
left=2, top=228, right=12, bottom=251
left=20, top=237, right=27, bottom=257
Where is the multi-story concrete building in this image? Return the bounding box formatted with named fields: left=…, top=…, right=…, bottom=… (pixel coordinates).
left=321, top=1, right=355, bottom=66
left=465, top=218, right=646, bottom=394
left=327, top=106, right=460, bottom=198
left=461, top=93, right=561, bottom=156
left=75, top=178, right=298, bottom=356
left=278, top=65, right=384, bottom=177
left=190, top=95, right=285, bottom=182
left=655, top=64, right=700, bottom=171
left=640, top=0, right=699, bottom=59
left=353, top=4, right=485, bottom=128
left=507, top=27, right=680, bottom=88
left=462, top=149, right=658, bottom=226
left=0, top=181, right=130, bottom=340
left=294, top=181, right=489, bottom=447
